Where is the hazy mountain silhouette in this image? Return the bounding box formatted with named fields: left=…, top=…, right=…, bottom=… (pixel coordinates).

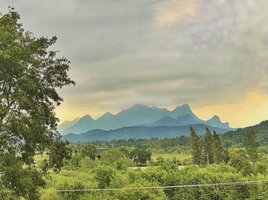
left=142, top=114, right=199, bottom=127
left=62, top=124, right=230, bottom=142
left=206, top=115, right=230, bottom=129
left=60, top=104, right=231, bottom=135
left=62, top=115, right=95, bottom=135
left=57, top=117, right=80, bottom=132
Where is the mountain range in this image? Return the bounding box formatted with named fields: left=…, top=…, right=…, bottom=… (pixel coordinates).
left=59, top=104, right=232, bottom=135
left=62, top=124, right=231, bottom=143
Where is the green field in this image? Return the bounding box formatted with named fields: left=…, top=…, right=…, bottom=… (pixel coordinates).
left=151, top=153, right=191, bottom=161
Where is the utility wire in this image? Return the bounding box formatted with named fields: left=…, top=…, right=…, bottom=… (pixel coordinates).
left=41, top=180, right=268, bottom=193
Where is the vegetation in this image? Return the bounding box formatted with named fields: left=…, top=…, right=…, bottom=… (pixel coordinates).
left=0, top=8, right=75, bottom=199
left=190, top=126, right=204, bottom=165
left=37, top=126, right=268, bottom=199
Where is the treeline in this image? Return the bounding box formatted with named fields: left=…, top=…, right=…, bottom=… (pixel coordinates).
left=221, top=120, right=268, bottom=147
left=69, top=136, right=191, bottom=154
left=69, top=120, right=268, bottom=150
left=63, top=144, right=152, bottom=171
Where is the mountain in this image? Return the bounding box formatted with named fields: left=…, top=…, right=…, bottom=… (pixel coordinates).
left=171, top=104, right=201, bottom=122
left=94, top=112, right=115, bottom=129
left=142, top=114, right=199, bottom=127
left=62, top=124, right=230, bottom=142
left=206, top=115, right=230, bottom=129
left=57, top=117, right=80, bottom=132
left=62, top=115, right=95, bottom=135
left=61, top=104, right=232, bottom=135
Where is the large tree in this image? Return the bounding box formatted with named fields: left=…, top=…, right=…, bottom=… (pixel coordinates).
left=81, top=144, right=97, bottom=160
left=246, top=130, right=258, bottom=162
left=212, top=131, right=226, bottom=164
left=190, top=126, right=204, bottom=165
left=0, top=8, right=75, bottom=199
left=129, top=147, right=152, bottom=164
left=204, top=127, right=214, bottom=164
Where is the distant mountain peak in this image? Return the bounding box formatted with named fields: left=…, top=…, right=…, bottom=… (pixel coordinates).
left=81, top=114, right=93, bottom=119
left=211, top=115, right=220, bottom=120
left=79, top=114, right=94, bottom=123
left=131, top=104, right=148, bottom=109
left=58, top=117, right=80, bottom=133
left=103, top=112, right=114, bottom=116
left=173, top=103, right=191, bottom=111
left=181, top=103, right=190, bottom=108
left=207, top=115, right=230, bottom=129
left=172, top=104, right=193, bottom=115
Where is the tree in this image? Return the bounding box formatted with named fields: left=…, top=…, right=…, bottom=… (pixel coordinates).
left=204, top=127, right=214, bottom=164
left=229, top=149, right=253, bottom=176
left=94, top=165, right=115, bottom=189
left=100, top=149, right=125, bottom=165
left=119, top=146, right=130, bottom=158
left=130, top=148, right=152, bottom=164
left=212, top=131, right=226, bottom=163
left=0, top=8, right=75, bottom=198
left=190, top=126, right=204, bottom=165
left=81, top=144, right=97, bottom=160
left=246, top=130, right=258, bottom=162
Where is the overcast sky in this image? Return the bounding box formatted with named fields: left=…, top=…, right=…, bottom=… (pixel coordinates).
left=1, top=0, right=268, bottom=127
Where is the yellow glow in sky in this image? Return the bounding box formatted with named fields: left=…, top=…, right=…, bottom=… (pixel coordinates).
left=154, top=0, right=201, bottom=26
left=193, top=92, right=268, bottom=128
left=56, top=92, right=268, bottom=128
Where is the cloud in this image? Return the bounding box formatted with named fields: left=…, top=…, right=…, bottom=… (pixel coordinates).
left=1, top=0, right=268, bottom=126
left=154, top=0, right=201, bottom=26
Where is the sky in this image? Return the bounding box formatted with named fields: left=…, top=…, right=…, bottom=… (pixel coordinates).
left=1, top=0, right=268, bottom=128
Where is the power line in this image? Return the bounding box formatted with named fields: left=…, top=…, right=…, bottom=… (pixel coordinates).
left=41, top=180, right=268, bottom=193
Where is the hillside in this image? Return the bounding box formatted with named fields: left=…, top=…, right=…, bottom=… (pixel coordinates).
left=62, top=124, right=230, bottom=143
left=220, top=120, right=268, bottom=147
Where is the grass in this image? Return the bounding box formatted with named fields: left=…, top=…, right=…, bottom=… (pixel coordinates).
left=151, top=153, right=191, bottom=161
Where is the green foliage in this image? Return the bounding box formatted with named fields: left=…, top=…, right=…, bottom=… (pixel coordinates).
left=152, top=156, right=165, bottom=166
left=41, top=192, right=63, bottom=200
left=229, top=149, right=254, bottom=176
left=64, top=154, right=83, bottom=170
left=94, top=165, right=115, bottom=189
left=100, top=149, right=125, bottom=165
left=84, top=136, right=191, bottom=149
left=204, top=127, right=214, bottom=164
left=130, top=147, right=152, bottom=164
left=119, top=147, right=130, bottom=158
left=79, top=157, right=99, bottom=171
left=80, top=144, right=97, bottom=160
left=56, top=179, right=85, bottom=200
left=113, top=157, right=136, bottom=170
left=190, top=126, right=204, bottom=165
left=0, top=153, right=46, bottom=199
left=246, top=130, right=258, bottom=162
left=212, top=131, right=226, bottom=164
left=0, top=8, right=75, bottom=198
left=111, top=179, right=167, bottom=200
left=221, top=120, right=268, bottom=147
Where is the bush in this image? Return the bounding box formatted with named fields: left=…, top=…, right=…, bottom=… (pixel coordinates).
left=100, top=149, right=125, bottom=165
left=79, top=157, right=99, bottom=172
left=64, top=154, right=83, bottom=170
left=113, top=157, right=136, bottom=170
left=94, top=165, right=115, bottom=189
left=56, top=179, right=85, bottom=200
